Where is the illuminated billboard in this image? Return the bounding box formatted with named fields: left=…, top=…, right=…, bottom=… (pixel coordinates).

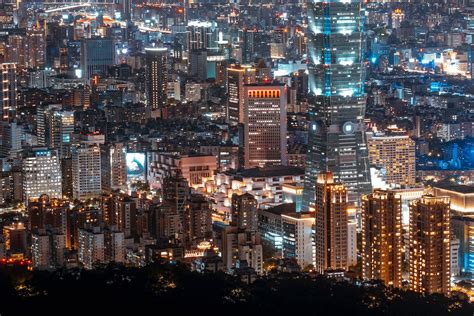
left=126, top=153, right=146, bottom=181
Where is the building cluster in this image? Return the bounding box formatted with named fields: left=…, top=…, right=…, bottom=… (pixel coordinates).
left=0, top=0, right=472, bottom=299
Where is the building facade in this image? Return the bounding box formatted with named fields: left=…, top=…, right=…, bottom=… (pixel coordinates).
left=243, top=84, right=288, bottom=168
left=303, top=0, right=371, bottom=209
left=409, top=196, right=451, bottom=294
left=361, top=190, right=403, bottom=287
left=314, top=172, right=348, bottom=274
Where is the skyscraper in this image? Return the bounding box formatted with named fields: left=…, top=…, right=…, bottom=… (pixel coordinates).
left=226, top=64, right=256, bottom=125
left=145, top=47, right=168, bottom=118
left=409, top=196, right=451, bottom=295
left=303, top=0, right=371, bottom=209
left=243, top=84, right=287, bottom=168
left=361, top=190, right=403, bottom=287
left=314, top=172, right=348, bottom=274
left=80, top=38, right=114, bottom=80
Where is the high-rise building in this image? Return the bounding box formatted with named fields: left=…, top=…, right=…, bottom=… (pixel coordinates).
left=226, top=64, right=256, bottom=125
left=314, top=172, right=348, bottom=274
left=101, top=143, right=127, bottom=192
left=186, top=21, right=212, bottom=50
left=72, top=134, right=103, bottom=200
left=145, top=47, right=168, bottom=118
left=222, top=226, right=263, bottom=275
left=0, top=121, right=22, bottom=157
left=367, top=133, right=416, bottom=186
left=243, top=84, right=287, bottom=168
left=231, top=193, right=258, bottom=231
left=187, top=194, right=212, bottom=245
left=188, top=49, right=208, bottom=81
left=31, top=229, right=66, bottom=270
left=78, top=226, right=105, bottom=270
left=113, top=194, right=137, bottom=238
left=104, top=227, right=125, bottom=264
left=361, top=190, right=403, bottom=287
left=409, top=196, right=451, bottom=295
left=80, top=38, right=114, bottom=80
left=22, top=148, right=62, bottom=203
left=28, top=195, right=69, bottom=237
left=0, top=63, right=16, bottom=121
left=281, top=212, right=315, bottom=269
left=6, top=35, right=26, bottom=72
left=26, top=26, right=46, bottom=69
left=46, top=111, right=74, bottom=159
left=303, top=0, right=371, bottom=209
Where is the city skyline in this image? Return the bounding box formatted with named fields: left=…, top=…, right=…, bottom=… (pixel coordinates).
left=0, top=0, right=472, bottom=313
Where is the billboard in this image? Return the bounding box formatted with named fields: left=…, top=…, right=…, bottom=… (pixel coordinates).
left=126, top=153, right=146, bottom=181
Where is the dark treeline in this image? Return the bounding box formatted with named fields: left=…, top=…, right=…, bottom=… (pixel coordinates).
left=0, top=263, right=472, bottom=315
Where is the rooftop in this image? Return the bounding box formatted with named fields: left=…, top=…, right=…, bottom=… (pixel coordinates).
left=434, top=183, right=474, bottom=194
left=236, top=166, right=304, bottom=178
left=261, top=203, right=296, bottom=215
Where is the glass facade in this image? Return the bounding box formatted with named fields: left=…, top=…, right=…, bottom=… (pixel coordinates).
left=303, top=0, right=371, bottom=209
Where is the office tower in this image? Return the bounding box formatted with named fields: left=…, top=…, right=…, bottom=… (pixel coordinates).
left=243, top=84, right=287, bottom=168
left=26, top=26, right=46, bottom=69
left=3, top=222, right=27, bottom=254
left=72, top=134, right=103, bottom=200
left=78, top=227, right=105, bottom=269
left=80, top=38, right=114, bottom=79
left=186, top=21, right=212, bottom=50
left=409, top=196, right=451, bottom=295
left=46, top=110, right=75, bottom=159
left=240, top=28, right=257, bottom=64
left=101, top=143, right=127, bottom=192
left=226, top=64, right=256, bottom=125
left=145, top=47, right=168, bottom=118
left=281, top=212, right=315, bottom=269
left=0, top=63, right=16, bottom=121
left=231, top=193, right=258, bottom=231
left=188, top=49, right=208, bottom=81
left=0, top=121, right=21, bottom=157
left=22, top=148, right=62, bottom=203
left=36, top=104, right=59, bottom=146
left=314, top=172, right=348, bottom=274
left=361, top=190, right=403, bottom=287
left=367, top=133, right=416, bottom=186
left=303, top=0, right=371, bottom=209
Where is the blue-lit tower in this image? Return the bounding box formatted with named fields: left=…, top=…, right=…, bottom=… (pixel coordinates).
left=302, top=0, right=371, bottom=210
